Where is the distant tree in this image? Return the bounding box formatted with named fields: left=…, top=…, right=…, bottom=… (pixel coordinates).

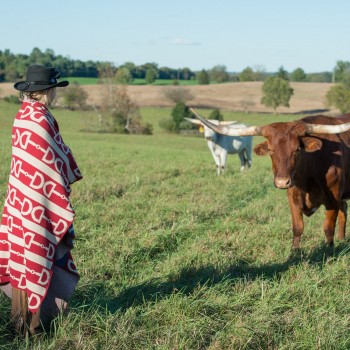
left=210, top=65, right=229, bottom=83
left=170, top=102, right=192, bottom=131
left=276, top=66, right=289, bottom=81
left=97, top=62, right=117, bottom=84
left=196, top=69, right=210, bottom=84
left=163, top=86, right=194, bottom=104
left=341, top=71, right=350, bottom=89
left=142, top=62, right=159, bottom=80
left=333, top=60, right=350, bottom=83
left=108, top=86, right=152, bottom=134
left=181, top=67, right=192, bottom=80
left=326, top=84, right=350, bottom=113
left=158, top=66, right=174, bottom=79
left=252, top=65, right=267, bottom=81
left=95, top=66, right=152, bottom=134
left=115, top=67, right=133, bottom=84
left=60, top=82, right=88, bottom=110
left=108, top=86, right=140, bottom=133
left=290, top=68, right=306, bottom=82
left=209, top=108, right=224, bottom=121
left=0, top=49, right=21, bottom=81
left=145, top=68, right=157, bottom=84
left=239, top=67, right=255, bottom=81
left=4, top=61, right=20, bottom=81
left=120, top=62, right=143, bottom=79
left=306, top=72, right=332, bottom=83
left=27, top=47, right=44, bottom=65
left=261, top=76, right=294, bottom=114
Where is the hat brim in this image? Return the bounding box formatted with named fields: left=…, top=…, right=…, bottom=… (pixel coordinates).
left=14, top=80, right=69, bottom=92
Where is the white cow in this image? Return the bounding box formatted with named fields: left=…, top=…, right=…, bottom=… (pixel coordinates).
left=186, top=115, right=253, bottom=175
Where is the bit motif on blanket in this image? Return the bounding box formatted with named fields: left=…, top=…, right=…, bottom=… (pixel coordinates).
left=0, top=100, right=83, bottom=312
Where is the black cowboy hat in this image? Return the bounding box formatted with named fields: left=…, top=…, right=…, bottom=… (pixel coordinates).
left=14, top=64, right=69, bottom=92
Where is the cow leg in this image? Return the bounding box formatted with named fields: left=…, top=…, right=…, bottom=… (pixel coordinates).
left=287, top=188, right=304, bottom=249
left=238, top=152, right=245, bottom=171
left=323, top=209, right=338, bottom=246
left=211, top=154, right=221, bottom=175
left=290, top=208, right=304, bottom=249
left=214, top=157, right=221, bottom=175
left=219, top=150, right=227, bottom=174
left=337, top=200, right=347, bottom=240
left=244, top=148, right=252, bottom=169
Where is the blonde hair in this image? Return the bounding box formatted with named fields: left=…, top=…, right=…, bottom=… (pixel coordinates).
left=21, top=87, right=57, bottom=107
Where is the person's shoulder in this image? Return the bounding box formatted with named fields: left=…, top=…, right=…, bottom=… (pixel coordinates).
left=17, top=101, right=50, bottom=125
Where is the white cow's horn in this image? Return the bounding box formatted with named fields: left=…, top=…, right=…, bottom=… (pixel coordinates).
left=305, top=122, right=350, bottom=134
left=189, top=108, right=262, bottom=136
left=184, top=117, right=202, bottom=125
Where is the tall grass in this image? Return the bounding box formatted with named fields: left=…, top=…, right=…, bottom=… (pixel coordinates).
left=1, top=101, right=350, bottom=349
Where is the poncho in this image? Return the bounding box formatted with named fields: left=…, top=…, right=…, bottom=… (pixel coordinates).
left=0, top=99, right=83, bottom=312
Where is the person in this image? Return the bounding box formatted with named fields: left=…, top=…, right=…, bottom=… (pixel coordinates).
left=0, top=64, right=83, bottom=336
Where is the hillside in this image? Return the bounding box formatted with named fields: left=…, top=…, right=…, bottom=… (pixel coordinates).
left=0, top=81, right=338, bottom=115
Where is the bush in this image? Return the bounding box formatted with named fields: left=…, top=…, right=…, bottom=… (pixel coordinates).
left=61, top=82, right=88, bottom=110
left=163, top=87, right=194, bottom=104
left=115, top=67, right=133, bottom=84
left=196, top=69, right=210, bottom=85
left=326, top=84, right=350, bottom=113
left=209, top=108, right=223, bottom=121
left=159, top=118, right=177, bottom=132
left=111, top=104, right=153, bottom=135
left=171, top=102, right=192, bottom=130
left=145, top=69, right=157, bottom=84
left=3, top=95, right=20, bottom=104
left=159, top=102, right=194, bottom=133
left=261, top=76, right=294, bottom=114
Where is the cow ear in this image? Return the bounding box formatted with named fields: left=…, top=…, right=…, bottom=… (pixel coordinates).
left=302, top=137, right=322, bottom=152
left=339, top=133, right=350, bottom=147
left=254, top=141, right=269, bottom=156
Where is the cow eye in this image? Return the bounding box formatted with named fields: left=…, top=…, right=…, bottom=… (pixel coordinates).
left=292, top=146, right=302, bottom=156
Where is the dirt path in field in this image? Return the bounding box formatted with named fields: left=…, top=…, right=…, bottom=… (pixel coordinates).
left=0, top=81, right=337, bottom=115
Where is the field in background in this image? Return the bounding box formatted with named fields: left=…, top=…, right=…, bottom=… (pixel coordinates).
left=0, top=81, right=338, bottom=115
left=0, top=102, right=350, bottom=349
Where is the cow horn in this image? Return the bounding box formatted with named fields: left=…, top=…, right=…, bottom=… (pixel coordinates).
left=189, top=108, right=262, bottom=136
left=219, top=121, right=238, bottom=125
left=305, top=122, right=350, bottom=134
left=184, top=117, right=203, bottom=126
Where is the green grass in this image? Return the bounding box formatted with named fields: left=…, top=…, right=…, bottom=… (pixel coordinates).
left=1, top=101, right=350, bottom=349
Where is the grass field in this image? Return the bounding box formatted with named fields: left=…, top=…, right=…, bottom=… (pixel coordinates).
left=1, top=101, right=350, bottom=349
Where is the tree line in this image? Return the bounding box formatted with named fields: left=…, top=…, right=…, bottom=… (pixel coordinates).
left=0, top=48, right=197, bottom=83
left=1, top=48, right=350, bottom=130
left=1, top=47, right=349, bottom=85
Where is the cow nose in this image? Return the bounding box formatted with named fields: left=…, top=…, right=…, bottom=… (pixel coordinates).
left=274, top=177, right=292, bottom=189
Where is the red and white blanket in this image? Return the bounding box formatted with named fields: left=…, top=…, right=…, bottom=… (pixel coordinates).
left=0, top=99, right=83, bottom=312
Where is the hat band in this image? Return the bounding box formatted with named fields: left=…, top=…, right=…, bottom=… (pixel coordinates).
left=22, top=79, right=58, bottom=91
left=29, top=78, right=58, bottom=85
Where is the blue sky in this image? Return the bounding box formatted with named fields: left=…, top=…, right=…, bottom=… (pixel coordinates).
left=2, top=0, right=350, bottom=73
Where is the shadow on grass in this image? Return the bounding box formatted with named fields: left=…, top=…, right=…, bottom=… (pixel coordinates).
left=72, top=239, right=350, bottom=314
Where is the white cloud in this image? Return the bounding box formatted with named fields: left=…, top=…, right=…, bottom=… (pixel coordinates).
left=170, top=38, right=200, bottom=46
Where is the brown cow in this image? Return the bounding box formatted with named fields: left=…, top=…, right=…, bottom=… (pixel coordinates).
left=190, top=108, right=350, bottom=248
